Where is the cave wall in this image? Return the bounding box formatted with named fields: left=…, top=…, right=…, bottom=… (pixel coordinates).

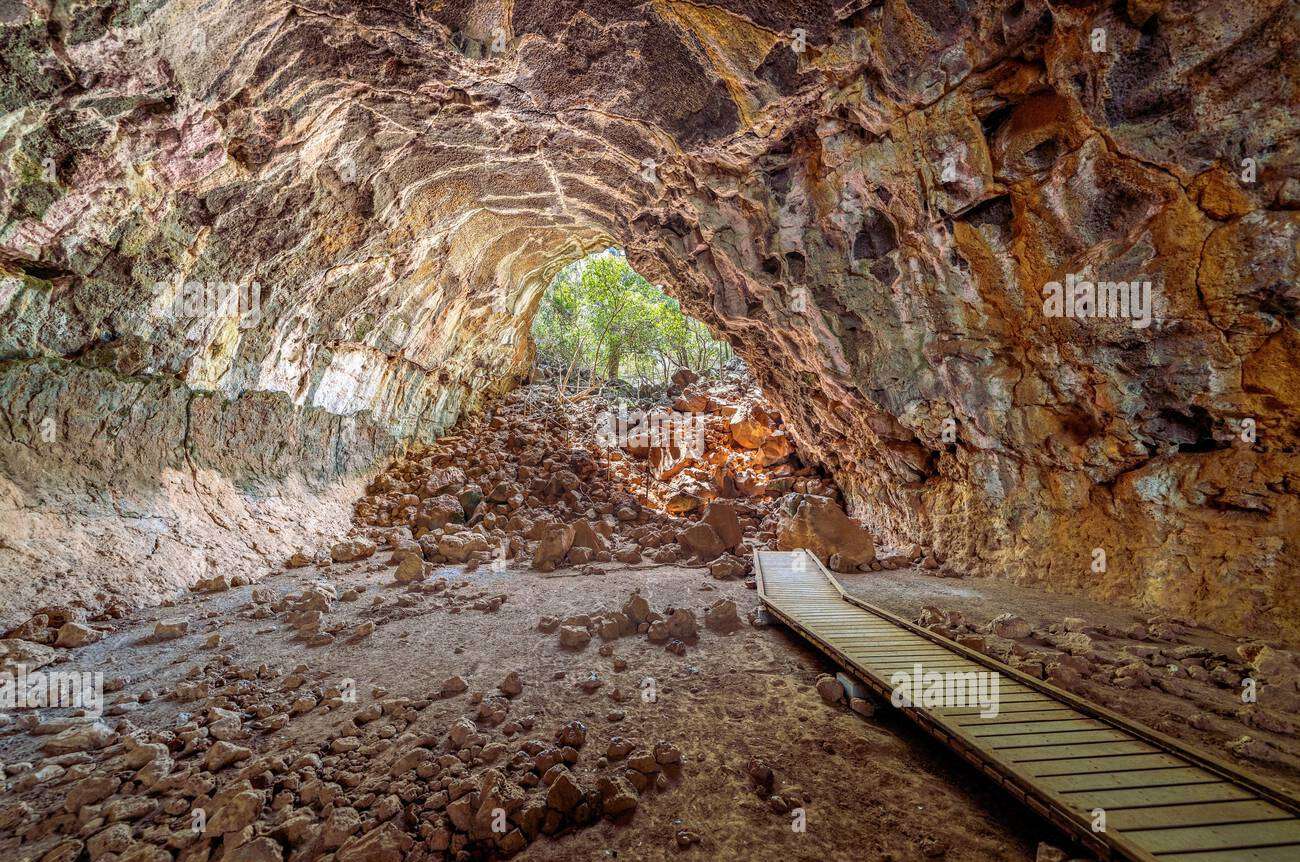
left=1, top=0, right=1297, bottom=639
left=620, top=0, right=1300, bottom=641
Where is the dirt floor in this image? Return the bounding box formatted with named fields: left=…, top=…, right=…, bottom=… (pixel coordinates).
left=1, top=554, right=1091, bottom=862
left=841, top=567, right=1300, bottom=796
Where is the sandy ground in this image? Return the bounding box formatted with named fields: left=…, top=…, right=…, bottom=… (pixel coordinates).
left=1, top=555, right=1078, bottom=862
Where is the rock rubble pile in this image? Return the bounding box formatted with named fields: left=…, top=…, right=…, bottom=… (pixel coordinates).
left=333, top=377, right=891, bottom=578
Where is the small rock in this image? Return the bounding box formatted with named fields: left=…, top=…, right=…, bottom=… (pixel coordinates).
left=153, top=619, right=189, bottom=641
left=816, top=675, right=845, bottom=705
left=54, top=622, right=102, bottom=648
left=986, top=613, right=1032, bottom=640
left=559, top=626, right=591, bottom=650
left=439, top=675, right=469, bottom=696
left=704, top=598, right=742, bottom=633
left=331, top=537, right=377, bottom=562
left=499, top=671, right=523, bottom=697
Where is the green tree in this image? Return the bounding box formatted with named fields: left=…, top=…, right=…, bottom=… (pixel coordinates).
left=531, top=249, right=732, bottom=387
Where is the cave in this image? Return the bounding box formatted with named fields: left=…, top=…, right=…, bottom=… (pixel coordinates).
left=2, top=1, right=1299, bottom=860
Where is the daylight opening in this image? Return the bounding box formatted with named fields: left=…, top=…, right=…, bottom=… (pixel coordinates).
left=530, top=248, right=739, bottom=393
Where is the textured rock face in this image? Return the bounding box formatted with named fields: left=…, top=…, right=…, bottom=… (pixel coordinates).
left=0, top=355, right=393, bottom=623
left=775, top=495, right=877, bottom=572
left=2, top=2, right=1297, bottom=637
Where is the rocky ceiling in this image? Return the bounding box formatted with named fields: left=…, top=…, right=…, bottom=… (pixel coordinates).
left=1, top=0, right=1297, bottom=639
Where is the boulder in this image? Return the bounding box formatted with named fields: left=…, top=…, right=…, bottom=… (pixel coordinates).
left=336, top=822, right=413, bottom=862
left=153, top=619, right=189, bottom=641
left=598, top=774, right=638, bottom=818
left=226, top=838, right=284, bottom=862
left=415, top=494, right=465, bottom=531
left=559, top=626, right=591, bottom=650
left=545, top=769, right=583, bottom=814
left=849, top=697, right=875, bottom=718
left=439, top=675, right=469, bottom=696
left=393, top=555, right=426, bottom=583
left=622, top=593, right=651, bottom=624
left=330, top=537, right=376, bottom=562
left=54, top=623, right=102, bottom=648
left=708, top=554, right=749, bottom=580
left=63, top=775, right=120, bottom=813
left=194, top=574, right=231, bottom=593
left=532, top=523, right=575, bottom=571
left=41, top=721, right=116, bottom=755
left=775, top=495, right=875, bottom=569
left=670, top=368, right=699, bottom=388
left=439, top=532, right=490, bottom=563
left=571, top=520, right=608, bottom=553
left=205, top=741, right=253, bottom=771
left=499, top=671, right=524, bottom=697
left=678, top=523, right=726, bottom=562
left=704, top=598, right=743, bottom=633
left=756, top=430, right=795, bottom=466
left=701, top=501, right=743, bottom=550
left=987, top=613, right=1033, bottom=640
left=816, top=675, right=845, bottom=704
left=729, top=402, right=775, bottom=449
left=665, top=608, right=697, bottom=640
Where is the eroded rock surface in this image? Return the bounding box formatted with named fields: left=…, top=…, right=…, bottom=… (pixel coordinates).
left=2, top=1, right=1297, bottom=638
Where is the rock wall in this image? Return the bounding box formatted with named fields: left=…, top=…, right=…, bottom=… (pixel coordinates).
left=620, top=1, right=1300, bottom=642
left=0, top=353, right=395, bottom=627
left=2, top=1, right=1297, bottom=639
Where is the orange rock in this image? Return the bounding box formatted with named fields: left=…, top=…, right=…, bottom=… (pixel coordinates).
left=775, top=495, right=875, bottom=570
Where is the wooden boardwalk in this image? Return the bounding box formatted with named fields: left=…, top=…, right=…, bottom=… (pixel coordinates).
left=755, top=549, right=1300, bottom=861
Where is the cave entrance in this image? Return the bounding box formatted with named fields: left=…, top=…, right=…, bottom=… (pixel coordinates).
left=529, top=248, right=738, bottom=394
left=517, top=248, right=809, bottom=521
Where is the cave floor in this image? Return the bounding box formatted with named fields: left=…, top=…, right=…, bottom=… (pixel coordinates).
left=5, top=556, right=1296, bottom=861
left=843, top=568, right=1300, bottom=795
left=3, top=557, right=1054, bottom=862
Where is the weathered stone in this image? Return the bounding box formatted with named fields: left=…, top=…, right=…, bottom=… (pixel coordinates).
left=729, top=404, right=775, bottom=449
left=816, top=675, right=845, bottom=705
left=545, top=769, right=583, bottom=814
left=700, top=502, right=743, bottom=551
left=330, top=538, right=377, bottom=563
left=0, top=639, right=57, bottom=673
left=775, top=495, right=875, bottom=570
left=336, top=822, right=412, bottom=862
left=597, top=774, right=638, bottom=818
left=64, top=775, right=120, bottom=813
left=54, top=622, right=103, bottom=648
left=558, top=626, right=591, bottom=650
left=677, top=523, right=726, bottom=562
left=532, top=524, right=574, bottom=572
left=439, top=675, right=469, bottom=696
left=499, top=671, right=523, bottom=697
left=708, top=554, right=749, bottom=581
left=204, top=741, right=253, bottom=771
left=41, top=721, right=117, bottom=755
left=703, top=598, right=742, bottom=633
left=393, top=555, right=426, bottom=584
left=987, top=614, right=1033, bottom=640
left=153, top=619, right=189, bottom=641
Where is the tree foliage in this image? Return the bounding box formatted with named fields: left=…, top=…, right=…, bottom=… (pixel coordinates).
left=532, top=250, right=731, bottom=384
